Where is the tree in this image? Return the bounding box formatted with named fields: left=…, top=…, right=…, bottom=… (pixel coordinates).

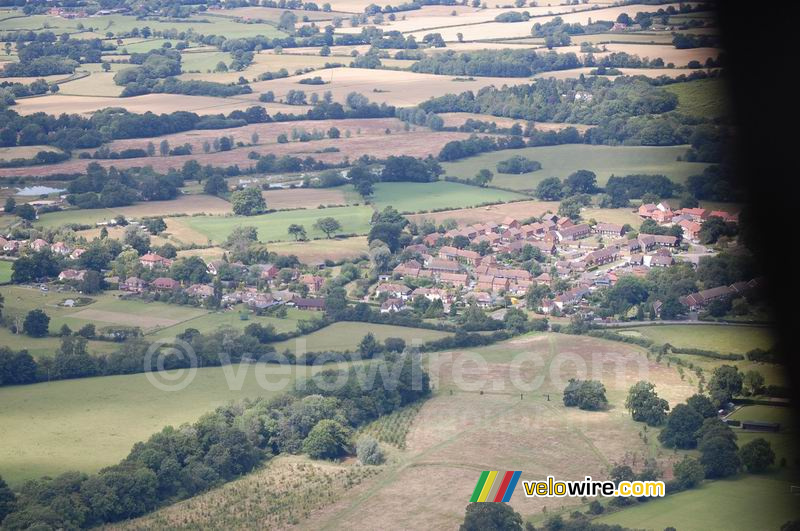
left=625, top=381, right=669, bottom=426
left=159, top=139, right=169, bottom=156
left=673, top=456, right=704, bottom=489
left=124, top=227, right=151, bottom=255
left=708, top=365, right=743, bottom=407
left=659, top=297, right=685, bottom=320
left=314, top=217, right=342, bottom=238
left=558, top=195, right=583, bottom=220
left=563, top=169, right=598, bottom=195
left=699, top=435, right=740, bottom=478
left=303, top=419, right=351, bottom=460
left=658, top=403, right=704, bottom=449
left=743, top=370, right=765, bottom=396
left=474, top=168, right=493, bottom=186
left=563, top=379, right=607, bottom=411
left=79, top=270, right=102, bottom=294
left=358, top=332, right=380, bottom=358
left=204, top=174, right=228, bottom=196
left=53, top=335, right=98, bottom=379
left=3, top=197, right=15, bottom=213
left=231, top=187, right=267, bottom=216
left=460, top=502, right=523, bottom=531
left=0, top=475, right=16, bottom=523
left=23, top=309, right=50, bottom=337
left=356, top=436, right=384, bottom=465
left=287, top=224, right=307, bottom=241
left=686, top=394, right=717, bottom=418
left=15, top=203, right=36, bottom=221
left=739, top=438, right=775, bottom=473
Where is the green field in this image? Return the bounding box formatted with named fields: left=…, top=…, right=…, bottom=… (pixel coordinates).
left=665, top=78, right=729, bottom=119
left=36, top=207, right=131, bottom=228
left=0, top=260, right=11, bottom=283
left=0, top=363, right=346, bottom=485
left=270, top=321, right=452, bottom=354
left=148, top=306, right=316, bottom=339
left=597, top=476, right=800, bottom=530
left=369, top=181, right=527, bottom=213
left=0, top=327, right=119, bottom=359
left=180, top=50, right=234, bottom=72
left=617, top=324, right=776, bottom=355
left=182, top=205, right=374, bottom=243
left=442, top=145, right=712, bottom=191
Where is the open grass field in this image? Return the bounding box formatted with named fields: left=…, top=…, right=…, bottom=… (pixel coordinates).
left=442, top=145, right=712, bottom=191
left=148, top=307, right=311, bottom=339
left=370, top=181, right=527, bottom=213
left=285, top=333, right=695, bottom=528
left=177, top=204, right=374, bottom=244
left=262, top=186, right=353, bottom=209
left=617, top=324, right=776, bottom=355
left=0, top=260, right=11, bottom=283
left=0, top=363, right=354, bottom=485
left=270, top=321, right=452, bottom=354
left=733, top=406, right=798, bottom=469
left=582, top=207, right=643, bottom=227
left=35, top=194, right=232, bottom=228
left=267, top=235, right=369, bottom=263
left=597, top=476, right=800, bottom=531
left=245, top=67, right=534, bottom=108
left=0, top=327, right=119, bottom=359
left=406, top=199, right=558, bottom=226
left=0, top=145, right=63, bottom=161
left=666, top=77, right=730, bottom=119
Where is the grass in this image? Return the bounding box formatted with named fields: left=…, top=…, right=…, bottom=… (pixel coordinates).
left=618, top=324, right=776, bottom=355
left=269, top=321, right=452, bottom=354
left=179, top=205, right=374, bottom=244
left=0, top=260, right=11, bottom=283
left=180, top=50, right=234, bottom=72
left=596, top=475, right=800, bottom=530
left=358, top=401, right=423, bottom=449
left=148, top=306, right=315, bottom=339
left=0, top=145, right=63, bottom=160
left=442, top=145, right=712, bottom=191
left=0, top=363, right=345, bottom=485
left=0, top=327, right=119, bottom=359
left=368, top=181, right=527, bottom=213
left=665, top=77, right=729, bottom=119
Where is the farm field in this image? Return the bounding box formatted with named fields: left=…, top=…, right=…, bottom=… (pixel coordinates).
left=147, top=307, right=315, bottom=339
left=267, top=235, right=370, bottom=263
left=177, top=205, right=374, bottom=244
left=35, top=194, right=232, bottom=228
left=0, top=327, right=119, bottom=360
left=0, top=363, right=349, bottom=485
left=617, top=324, right=776, bottom=355
left=0, top=145, right=63, bottom=161
left=262, top=186, right=354, bottom=209
left=0, top=260, right=11, bottom=283
left=269, top=321, right=452, bottom=354
left=666, top=77, right=730, bottom=119
left=442, top=145, right=712, bottom=191
left=597, top=476, right=800, bottom=531
left=369, top=181, right=527, bottom=213
left=406, top=199, right=558, bottom=226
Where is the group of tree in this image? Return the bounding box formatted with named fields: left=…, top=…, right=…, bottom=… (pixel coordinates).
left=563, top=379, right=608, bottom=411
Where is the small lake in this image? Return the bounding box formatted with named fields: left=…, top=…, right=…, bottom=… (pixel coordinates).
left=16, top=186, right=65, bottom=196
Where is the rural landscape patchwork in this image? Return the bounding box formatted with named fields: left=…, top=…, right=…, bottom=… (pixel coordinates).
left=0, top=0, right=796, bottom=530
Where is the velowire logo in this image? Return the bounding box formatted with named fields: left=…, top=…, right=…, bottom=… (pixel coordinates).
left=470, top=471, right=522, bottom=502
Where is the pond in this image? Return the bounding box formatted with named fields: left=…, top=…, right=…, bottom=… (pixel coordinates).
left=15, top=186, right=65, bottom=196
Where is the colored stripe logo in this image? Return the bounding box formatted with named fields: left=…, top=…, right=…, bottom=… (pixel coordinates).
left=470, top=471, right=521, bottom=502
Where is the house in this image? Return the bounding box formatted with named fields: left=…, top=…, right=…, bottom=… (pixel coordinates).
left=411, top=287, right=450, bottom=303
left=70, top=248, right=86, bottom=260
left=552, top=286, right=591, bottom=311
left=256, top=263, right=280, bottom=281
left=638, top=203, right=657, bottom=218
left=466, top=291, right=493, bottom=308
left=643, top=254, right=674, bottom=268
left=140, top=253, right=172, bottom=270
left=678, top=219, right=703, bottom=241
left=51, top=242, right=71, bottom=255
left=186, top=284, right=214, bottom=298
left=293, top=298, right=326, bottom=311
left=594, top=223, right=625, bottom=237
left=438, top=272, right=469, bottom=287
left=58, top=269, right=86, bottom=282
left=651, top=208, right=674, bottom=224
left=555, top=224, right=591, bottom=241
left=500, top=217, right=520, bottom=230
left=638, top=234, right=678, bottom=251
left=30, top=238, right=49, bottom=252
left=380, top=298, right=407, bottom=314
left=680, top=285, right=734, bottom=310
left=375, top=282, right=411, bottom=300
left=244, top=292, right=278, bottom=309
left=121, top=276, right=147, bottom=293
left=2, top=240, right=22, bottom=253
left=438, top=246, right=460, bottom=260
left=425, top=258, right=461, bottom=273
left=680, top=207, right=709, bottom=222
left=423, top=233, right=443, bottom=247
left=300, top=274, right=324, bottom=293
left=585, top=247, right=619, bottom=266
left=207, top=260, right=246, bottom=276
left=152, top=277, right=180, bottom=291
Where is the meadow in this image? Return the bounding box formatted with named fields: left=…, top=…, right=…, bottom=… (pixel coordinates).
left=665, top=77, right=730, bottom=119
left=0, top=259, right=11, bottom=283
left=148, top=307, right=315, bottom=339
left=442, top=145, right=712, bottom=191
left=369, top=181, right=527, bottom=213
left=178, top=204, right=374, bottom=244
left=266, top=235, right=369, bottom=263
left=617, top=324, right=776, bottom=354
left=0, top=363, right=341, bottom=485
left=597, top=476, right=800, bottom=530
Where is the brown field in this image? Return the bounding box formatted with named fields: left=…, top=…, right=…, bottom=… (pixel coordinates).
left=68, top=308, right=180, bottom=328
left=438, top=112, right=592, bottom=133
left=262, top=187, right=352, bottom=209
left=86, top=117, right=410, bottom=156
left=407, top=199, right=557, bottom=226
left=114, top=194, right=233, bottom=217
left=0, top=130, right=472, bottom=178
left=570, top=32, right=676, bottom=45
left=267, top=235, right=369, bottom=263
left=11, top=93, right=301, bottom=117
left=244, top=67, right=534, bottom=107
left=599, top=43, right=721, bottom=67
left=176, top=246, right=226, bottom=261
left=0, top=145, right=62, bottom=161
left=206, top=6, right=347, bottom=21
left=582, top=207, right=642, bottom=228
left=533, top=66, right=720, bottom=80
left=164, top=218, right=213, bottom=246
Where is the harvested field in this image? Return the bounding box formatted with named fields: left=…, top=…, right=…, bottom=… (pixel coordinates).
left=600, top=43, right=721, bottom=66
left=262, top=186, right=353, bottom=209
left=438, top=112, right=591, bottom=133
left=266, top=236, right=369, bottom=263
left=406, top=199, right=558, bottom=226
left=207, top=6, right=347, bottom=20
left=1, top=130, right=470, bottom=178
left=0, top=145, right=62, bottom=161
left=88, top=117, right=411, bottom=156
left=244, top=67, right=534, bottom=107
left=533, top=66, right=720, bottom=80
left=370, top=181, right=527, bottom=213
left=11, top=93, right=300, bottom=117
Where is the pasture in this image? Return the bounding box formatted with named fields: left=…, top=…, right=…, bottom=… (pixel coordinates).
left=269, top=321, right=452, bottom=354
left=442, top=145, right=712, bottom=191
left=0, top=363, right=334, bottom=485
left=177, top=205, right=374, bottom=244
left=0, top=327, right=119, bottom=360
left=407, top=199, right=558, bottom=226
left=266, top=235, right=369, bottom=263
left=0, top=145, right=63, bottom=161
left=262, top=186, right=354, bottom=209
left=617, top=324, right=776, bottom=355
left=0, top=259, right=11, bottom=283
left=597, top=476, right=800, bottom=531
left=369, top=181, right=527, bottom=213
left=148, top=307, right=315, bottom=339
left=666, top=77, right=730, bottom=119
